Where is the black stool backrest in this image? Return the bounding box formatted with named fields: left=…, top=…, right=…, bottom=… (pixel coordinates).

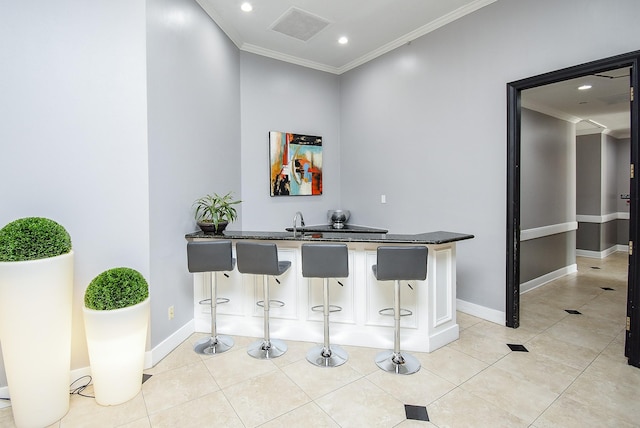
left=301, top=244, right=349, bottom=278
left=373, top=246, right=428, bottom=281
left=236, top=241, right=290, bottom=276
left=187, top=240, right=235, bottom=273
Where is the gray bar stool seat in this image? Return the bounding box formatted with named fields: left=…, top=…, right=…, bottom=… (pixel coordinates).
left=236, top=241, right=291, bottom=359
left=187, top=240, right=235, bottom=355
left=302, top=243, right=349, bottom=367
left=372, top=245, right=428, bottom=374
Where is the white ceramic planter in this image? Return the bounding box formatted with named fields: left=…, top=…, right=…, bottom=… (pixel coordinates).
left=0, top=251, right=74, bottom=428
left=83, top=297, right=149, bottom=406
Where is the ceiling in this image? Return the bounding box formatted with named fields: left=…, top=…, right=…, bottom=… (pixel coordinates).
left=195, top=0, right=631, bottom=138
left=522, top=67, right=631, bottom=139
left=195, top=0, right=497, bottom=74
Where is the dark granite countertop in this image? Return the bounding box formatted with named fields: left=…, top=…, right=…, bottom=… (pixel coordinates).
left=185, top=229, right=474, bottom=245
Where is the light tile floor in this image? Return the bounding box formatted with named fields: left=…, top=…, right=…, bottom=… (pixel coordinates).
left=2, top=253, right=639, bottom=427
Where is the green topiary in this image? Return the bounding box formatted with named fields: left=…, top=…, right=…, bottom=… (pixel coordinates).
left=84, top=267, right=149, bottom=310
left=0, top=217, right=72, bottom=262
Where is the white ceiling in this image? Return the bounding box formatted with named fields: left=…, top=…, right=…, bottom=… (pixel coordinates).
left=196, top=0, right=497, bottom=74
left=195, top=0, right=631, bottom=138
left=522, top=67, right=631, bottom=139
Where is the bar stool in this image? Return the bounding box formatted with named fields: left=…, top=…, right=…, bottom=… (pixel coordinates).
left=236, top=241, right=291, bottom=359
left=302, top=243, right=349, bottom=367
left=187, top=240, right=235, bottom=355
left=372, top=245, right=428, bottom=375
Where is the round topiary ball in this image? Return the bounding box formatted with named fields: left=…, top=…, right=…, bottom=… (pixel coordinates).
left=0, top=217, right=72, bottom=262
left=84, top=267, right=149, bottom=310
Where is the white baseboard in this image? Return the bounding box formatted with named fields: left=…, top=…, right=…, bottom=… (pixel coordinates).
left=617, top=245, right=629, bottom=254
left=576, top=246, right=627, bottom=259
left=147, top=320, right=195, bottom=368
left=577, top=212, right=629, bottom=223
left=456, top=299, right=505, bottom=325
left=520, top=264, right=577, bottom=294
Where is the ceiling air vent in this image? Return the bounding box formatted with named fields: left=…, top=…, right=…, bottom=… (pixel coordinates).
left=271, top=7, right=330, bottom=42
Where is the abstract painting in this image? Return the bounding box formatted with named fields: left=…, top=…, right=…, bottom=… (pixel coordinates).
left=269, top=131, right=323, bottom=196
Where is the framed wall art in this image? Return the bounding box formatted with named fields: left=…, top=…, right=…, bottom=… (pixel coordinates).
left=269, top=131, right=323, bottom=196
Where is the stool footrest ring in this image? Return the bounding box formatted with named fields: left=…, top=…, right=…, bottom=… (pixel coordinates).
left=256, top=299, right=285, bottom=308
left=311, top=304, right=342, bottom=313
left=378, top=307, right=413, bottom=317
left=199, top=297, right=230, bottom=306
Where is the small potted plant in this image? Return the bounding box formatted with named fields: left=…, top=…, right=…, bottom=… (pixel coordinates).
left=83, top=267, right=150, bottom=406
left=0, top=217, right=74, bottom=428
left=193, top=191, right=241, bottom=234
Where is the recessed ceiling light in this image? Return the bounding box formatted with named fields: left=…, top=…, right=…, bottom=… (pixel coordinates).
left=241, top=2, right=253, bottom=12
left=578, top=84, right=592, bottom=90
left=338, top=36, right=349, bottom=45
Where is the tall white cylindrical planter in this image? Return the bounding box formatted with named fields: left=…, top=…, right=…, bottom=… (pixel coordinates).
left=83, top=298, right=149, bottom=406
left=0, top=251, right=74, bottom=428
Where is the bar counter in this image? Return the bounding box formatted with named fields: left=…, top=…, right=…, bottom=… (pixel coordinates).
left=185, top=228, right=473, bottom=353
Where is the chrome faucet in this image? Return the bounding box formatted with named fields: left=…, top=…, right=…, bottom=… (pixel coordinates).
left=292, top=211, right=305, bottom=236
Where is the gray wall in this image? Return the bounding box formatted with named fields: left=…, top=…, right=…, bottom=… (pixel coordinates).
left=618, top=219, right=630, bottom=245
left=604, top=134, right=618, bottom=214
left=617, top=138, right=631, bottom=212
left=576, top=222, right=619, bottom=252
left=339, top=0, right=640, bottom=311
left=520, top=233, right=576, bottom=283
left=603, top=220, right=618, bottom=250
left=146, top=0, right=241, bottom=347
left=239, top=53, right=342, bottom=229
left=520, top=108, right=575, bottom=230
left=576, top=223, right=601, bottom=252
left=577, top=133, right=630, bottom=252
left=1, top=0, right=149, bottom=376
left=616, top=138, right=630, bottom=245
left=0, top=0, right=241, bottom=387
left=519, top=108, right=576, bottom=283
left=577, top=134, right=602, bottom=216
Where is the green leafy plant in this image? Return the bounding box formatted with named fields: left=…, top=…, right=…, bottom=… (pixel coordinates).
left=84, top=267, right=149, bottom=310
left=0, top=217, right=72, bottom=262
left=193, top=192, right=241, bottom=229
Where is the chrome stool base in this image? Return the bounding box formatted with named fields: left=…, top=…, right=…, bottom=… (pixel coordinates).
left=194, top=335, right=234, bottom=355
left=247, top=338, right=287, bottom=359
left=375, top=349, right=420, bottom=375
left=306, top=344, right=348, bottom=367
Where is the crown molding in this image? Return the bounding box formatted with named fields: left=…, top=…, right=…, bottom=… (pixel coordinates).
left=337, top=0, right=498, bottom=74
left=241, top=43, right=341, bottom=74
left=199, top=0, right=497, bottom=75
left=196, top=0, right=244, bottom=47
left=521, top=99, right=582, bottom=124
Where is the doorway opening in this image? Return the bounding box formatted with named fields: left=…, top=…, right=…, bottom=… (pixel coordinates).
left=506, top=50, right=640, bottom=367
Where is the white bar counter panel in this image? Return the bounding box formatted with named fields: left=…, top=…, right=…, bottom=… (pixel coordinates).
left=185, top=229, right=473, bottom=353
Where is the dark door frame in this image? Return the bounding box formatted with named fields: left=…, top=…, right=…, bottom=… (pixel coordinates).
left=506, top=50, right=640, bottom=368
